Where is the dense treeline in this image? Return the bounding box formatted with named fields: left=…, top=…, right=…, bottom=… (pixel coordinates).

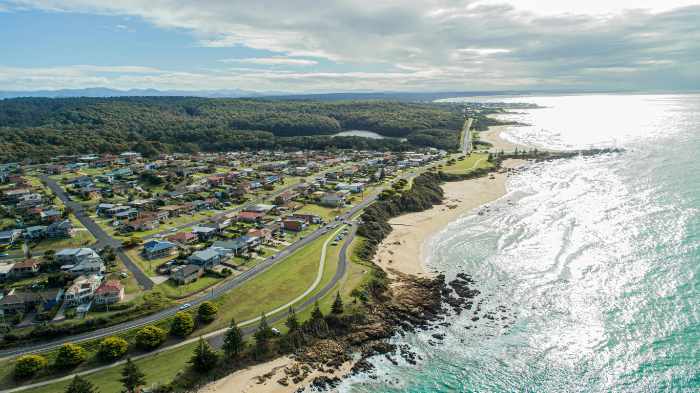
left=0, top=97, right=465, bottom=162
left=357, top=172, right=445, bottom=260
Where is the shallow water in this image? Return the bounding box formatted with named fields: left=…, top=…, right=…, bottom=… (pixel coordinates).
left=340, top=94, right=700, bottom=392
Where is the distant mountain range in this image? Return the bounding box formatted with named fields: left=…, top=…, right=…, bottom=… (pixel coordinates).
left=0, top=87, right=659, bottom=102
left=0, top=87, right=269, bottom=99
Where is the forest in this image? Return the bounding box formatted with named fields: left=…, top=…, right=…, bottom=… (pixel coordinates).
left=0, top=97, right=466, bottom=162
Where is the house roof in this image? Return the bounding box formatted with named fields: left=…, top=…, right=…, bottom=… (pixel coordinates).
left=177, top=264, right=202, bottom=276
left=13, top=259, right=40, bottom=269
left=167, top=232, right=197, bottom=242
left=143, top=240, right=176, bottom=253
left=95, top=280, right=123, bottom=295
left=238, top=211, right=264, bottom=220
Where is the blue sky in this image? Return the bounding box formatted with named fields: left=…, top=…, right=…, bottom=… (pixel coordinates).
left=1, top=1, right=698, bottom=93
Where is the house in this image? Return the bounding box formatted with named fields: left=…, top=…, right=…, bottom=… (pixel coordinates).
left=142, top=240, right=177, bottom=260
left=281, top=218, right=307, bottom=232
left=167, top=231, right=198, bottom=245
left=290, top=213, right=322, bottom=224
left=94, top=280, right=124, bottom=305
left=24, top=225, right=48, bottom=240
left=320, top=192, right=346, bottom=207
left=11, top=259, right=41, bottom=278
left=207, top=175, right=225, bottom=187
left=237, top=211, right=265, bottom=223
left=274, top=190, right=298, bottom=205
left=40, top=209, right=63, bottom=223
left=0, top=288, right=63, bottom=314
left=213, top=236, right=260, bottom=256
left=68, top=261, right=106, bottom=276
left=336, top=182, right=365, bottom=193
left=46, top=220, right=74, bottom=238
left=192, top=226, right=218, bottom=241
left=125, top=216, right=160, bottom=232
left=1, top=188, right=30, bottom=203
left=244, top=204, right=275, bottom=213
left=16, top=193, right=43, bottom=209
left=187, top=247, right=228, bottom=268
left=64, top=275, right=102, bottom=306
left=171, top=264, right=203, bottom=285
left=55, top=247, right=101, bottom=266
left=247, top=228, right=273, bottom=242
left=0, top=229, right=22, bottom=248
left=0, top=263, right=14, bottom=281
left=114, top=208, right=139, bottom=221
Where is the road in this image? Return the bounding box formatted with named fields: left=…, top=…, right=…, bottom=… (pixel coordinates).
left=460, top=118, right=473, bottom=154
left=41, top=175, right=155, bottom=290
left=4, top=217, right=360, bottom=393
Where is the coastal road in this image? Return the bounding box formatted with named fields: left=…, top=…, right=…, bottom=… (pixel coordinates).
left=4, top=218, right=360, bottom=393
left=460, top=118, right=473, bottom=154
left=41, top=175, right=155, bottom=290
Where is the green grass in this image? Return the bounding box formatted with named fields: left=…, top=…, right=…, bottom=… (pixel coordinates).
left=28, top=230, right=95, bottom=256
left=294, top=204, right=345, bottom=221
left=440, top=152, right=493, bottom=174
left=154, top=275, right=223, bottom=299
left=21, top=341, right=197, bottom=393
left=124, top=249, right=173, bottom=278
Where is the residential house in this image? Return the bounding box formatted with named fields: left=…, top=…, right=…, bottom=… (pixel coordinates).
left=236, top=211, right=265, bottom=223
left=290, top=213, right=322, bottom=225
left=187, top=247, right=228, bottom=268
left=167, top=231, right=198, bottom=245
left=0, top=263, right=14, bottom=281
left=213, top=235, right=260, bottom=256
left=171, top=264, right=203, bottom=285
left=281, top=218, right=306, bottom=232
left=16, top=193, right=43, bottom=209
left=336, top=182, right=365, bottom=194
left=274, top=190, right=298, bottom=205
left=11, top=259, right=41, bottom=278
left=192, top=226, right=217, bottom=241
left=68, top=261, right=106, bottom=276
left=320, top=192, right=347, bottom=207
left=24, top=225, right=48, bottom=240
left=245, top=204, right=275, bottom=213
left=63, top=275, right=102, bottom=306
left=0, top=288, right=63, bottom=314
left=125, top=215, right=160, bottom=232
left=142, top=240, right=177, bottom=260
left=46, top=220, right=74, bottom=238
left=94, top=280, right=124, bottom=305
left=0, top=229, right=22, bottom=248
left=40, top=209, right=63, bottom=223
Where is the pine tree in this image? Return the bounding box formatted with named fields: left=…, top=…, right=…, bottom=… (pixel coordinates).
left=306, top=301, right=329, bottom=337
left=222, top=319, right=245, bottom=360
left=120, top=358, right=145, bottom=393
left=285, top=307, right=299, bottom=332
left=331, top=292, right=344, bottom=315
left=254, top=313, right=273, bottom=358
left=190, top=337, right=219, bottom=373
left=65, top=375, right=98, bottom=393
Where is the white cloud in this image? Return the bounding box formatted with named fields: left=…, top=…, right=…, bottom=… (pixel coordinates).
left=220, top=57, right=318, bottom=66
left=3, top=0, right=700, bottom=91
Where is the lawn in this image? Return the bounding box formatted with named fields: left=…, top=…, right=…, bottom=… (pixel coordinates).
left=20, top=341, right=198, bottom=393
left=124, top=249, right=172, bottom=277
left=28, top=229, right=96, bottom=256
left=198, top=228, right=340, bottom=334
left=440, top=152, right=493, bottom=174
left=294, top=204, right=346, bottom=221
left=154, top=275, right=223, bottom=299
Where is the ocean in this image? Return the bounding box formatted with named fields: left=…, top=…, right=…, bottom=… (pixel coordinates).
left=339, top=94, right=700, bottom=392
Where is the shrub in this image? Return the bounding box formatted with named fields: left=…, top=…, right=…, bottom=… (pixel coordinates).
left=15, top=354, right=47, bottom=379
left=170, top=312, right=195, bottom=337
left=197, top=302, right=218, bottom=324
left=135, top=325, right=167, bottom=350
left=98, top=336, right=129, bottom=361
left=55, top=343, right=87, bottom=369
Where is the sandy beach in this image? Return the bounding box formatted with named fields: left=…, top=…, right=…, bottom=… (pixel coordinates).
left=479, top=125, right=527, bottom=152
left=374, top=159, right=526, bottom=278
left=199, top=356, right=354, bottom=393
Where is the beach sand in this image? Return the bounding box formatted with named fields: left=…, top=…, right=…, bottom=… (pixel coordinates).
left=479, top=125, right=527, bottom=152
left=374, top=159, right=526, bottom=278
left=198, top=356, right=354, bottom=393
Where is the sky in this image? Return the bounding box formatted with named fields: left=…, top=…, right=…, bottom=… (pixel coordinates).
left=0, top=0, right=699, bottom=93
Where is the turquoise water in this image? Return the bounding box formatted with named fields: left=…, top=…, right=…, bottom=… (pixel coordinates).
left=341, top=94, right=700, bottom=392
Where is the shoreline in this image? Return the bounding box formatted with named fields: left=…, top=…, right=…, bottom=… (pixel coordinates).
left=374, top=159, right=526, bottom=279
left=479, top=125, right=529, bottom=152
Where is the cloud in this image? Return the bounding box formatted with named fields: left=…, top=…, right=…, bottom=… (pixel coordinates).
left=3, top=0, right=700, bottom=91
left=220, top=57, right=318, bottom=66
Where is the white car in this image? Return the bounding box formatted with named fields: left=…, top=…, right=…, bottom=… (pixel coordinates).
left=271, top=328, right=281, bottom=336
left=179, top=303, right=192, bottom=311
